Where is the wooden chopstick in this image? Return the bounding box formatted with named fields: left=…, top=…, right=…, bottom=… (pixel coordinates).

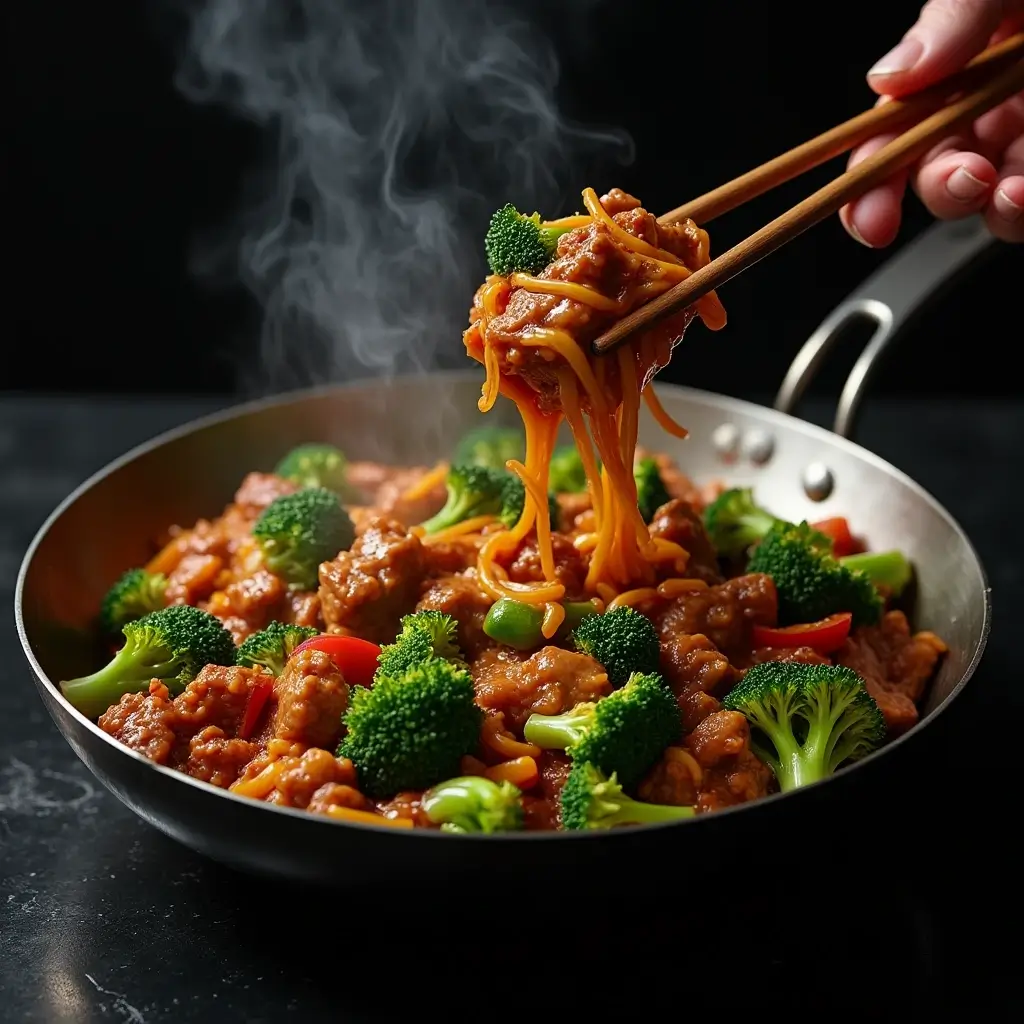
left=591, top=38, right=1024, bottom=357
left=659, top=31, right=1024, bottom=228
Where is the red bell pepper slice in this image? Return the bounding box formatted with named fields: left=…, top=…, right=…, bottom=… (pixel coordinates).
left=290, top=634, right=381, bottom=688
left=810, top=517, right=862, bottom=558
left=239, top=675, right=274, bottom=740
left=751, top=612, right=853, bottom=654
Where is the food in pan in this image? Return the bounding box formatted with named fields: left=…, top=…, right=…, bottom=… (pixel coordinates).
left=60, top=189, right=948, bottom=832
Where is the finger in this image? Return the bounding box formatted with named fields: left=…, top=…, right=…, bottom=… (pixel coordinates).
left=912, top=147, right=999, bottom=218
left=840, top=133, right=908, bottom=247
left=986, top=135, right=1024, bottom=241
left=972, top=92, right=1024, bottom=159
left=866, top=0, right=1024, bottom=98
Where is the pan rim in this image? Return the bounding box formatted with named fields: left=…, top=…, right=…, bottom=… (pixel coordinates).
left=13, top=371, right=993, bottom=842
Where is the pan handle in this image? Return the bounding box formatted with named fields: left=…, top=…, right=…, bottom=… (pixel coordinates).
left=773, top=215, right=1002, bottom=438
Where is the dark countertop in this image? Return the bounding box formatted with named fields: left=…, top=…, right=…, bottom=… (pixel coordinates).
left=2, top=392, right=1021, bottom=1020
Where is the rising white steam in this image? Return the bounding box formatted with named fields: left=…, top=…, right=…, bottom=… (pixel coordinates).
left=174, top=0, right=633, bottom=393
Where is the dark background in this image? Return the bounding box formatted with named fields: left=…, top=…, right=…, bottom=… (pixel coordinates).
left=6, top=0, right=1020, bottom=402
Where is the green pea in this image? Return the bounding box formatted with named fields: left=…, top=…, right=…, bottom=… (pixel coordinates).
left=483, top=597, right=599, bottom=651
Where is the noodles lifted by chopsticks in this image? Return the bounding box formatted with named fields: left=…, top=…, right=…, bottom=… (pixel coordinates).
left=463, top=187, right=726, bottom=615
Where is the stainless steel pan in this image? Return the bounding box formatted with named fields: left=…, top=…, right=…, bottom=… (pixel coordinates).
left=15, top=217, right=996, bottom=886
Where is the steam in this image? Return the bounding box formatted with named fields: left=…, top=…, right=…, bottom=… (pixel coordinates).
left=174, top=0, right=634, bottom=394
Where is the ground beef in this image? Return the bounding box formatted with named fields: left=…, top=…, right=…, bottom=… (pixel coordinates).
left=306, top=783, right=371, bottom=816
left=521, top=751, right=573, bottom=830
left=471, top=190, right=706, bottom=414
left=233, top=472, right=299, bottom=518
left=97, top=666, right=269, bottom=788
left=272, top=648, right=349, bottom=750
left=659, top=632, right=738, bottom=731
left=638, top=746, right=702, bottom=807
left=742, top=646, right=832, bottom=668
left=346, top=461, right=447, bottom=526
left=318, top=515, right=425, bottom=645
left=648, top=498, right=723, bottom=584
left=164, top=553, right=225, bottom=606
left=421, top=538, right=481, bottom=576
left=684, top=710, right=774, bottom=812
left=204, top=568, right=287, bottom=643
left=836, top=610, right=948, bottom=732
left=264, top=748, right=359, bottom=810
left=656, top=573, right=778, bottom=660
left=182, top=727, right=258, bottom=788
left=97, top=687, right=177, bottom=763
left=286, top=590, right=323, bottom=629
left=498, top=535, right=589, bottom=600
left=416, top=574, right=494, bottom=659
left=472, top=645, right=611, bottom=733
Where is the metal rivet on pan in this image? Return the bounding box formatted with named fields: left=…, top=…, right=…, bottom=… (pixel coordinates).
left=711, top=423, right=741, bottom=462
left=742, top=428, right=775, bottom=466
left=802, top=462, right=834, bottom=501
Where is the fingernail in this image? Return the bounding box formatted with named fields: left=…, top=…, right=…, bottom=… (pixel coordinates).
left=848, top=221, right=873, bottom=247
left=946, top=166, right=990, bottom=203
left=993, top=188, right=1022, bottom=222
left=868, top=36, right=923, bottom=77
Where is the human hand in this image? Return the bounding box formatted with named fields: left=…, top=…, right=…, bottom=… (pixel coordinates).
left=841, top=0, right=1024, bottom=246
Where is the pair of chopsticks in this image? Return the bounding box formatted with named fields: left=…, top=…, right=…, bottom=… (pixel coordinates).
left=591, top=32, right=1024, bottom=356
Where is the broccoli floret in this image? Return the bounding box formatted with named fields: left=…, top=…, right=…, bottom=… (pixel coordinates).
left=421, top=775, right=524, bottom=833
left=376, top=610, right=466, bottom=680
left=252, top=487, right=355, bottom=590
left=236, top=620, right=319, bottom=675
left=338, top=659, right=483, bottom=798
left=99, top=567, right=168, bottom=635
left=498, top=473, right=560, bottom=531
left=838, top=550, right=913, bottom=597
left=634, top=457, right=671, bottom=523
left=60, top=605, right=236, bottom=719
left=274, top=443, right=349, bottom=495
left=560, top=762, right=695, bottom=830
left=571, top=605, right=660, bottom=688
left=453, top=425, right=526, bottom=471
left=419, top=464, right=506, bottom=535
left=523, top=672, right=679, bottom=787
left=702, top=487, right=787, bottom=559
left=722, top=661, right=885, bottom=792
left=549, top=446, right=588, bottom=494
left=747, top=521, right=883, bottom=628
left=484, top=203, right=573, bottom=276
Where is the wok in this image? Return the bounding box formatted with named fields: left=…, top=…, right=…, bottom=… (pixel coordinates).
left=15, top=217, right=996, bottom=886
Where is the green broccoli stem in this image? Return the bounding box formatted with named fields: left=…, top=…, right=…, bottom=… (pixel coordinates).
left=523, top=707, right=595, bottom=749
left=838, top=550, right=912, bottom=596
left=61, top=642, right=181, bottom=719
left=747, top=704, right=827, bottom=791
left=420, top=495, right=477, bottom=534
left=738, top=509, right=782, bottom=545
left=539, top=224, right=571, bottom=251
left=604, top=796, right=696, bottom=826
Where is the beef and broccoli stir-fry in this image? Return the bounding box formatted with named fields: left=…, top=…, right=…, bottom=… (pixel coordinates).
left=62, top=433, right=947, bottom=833
left=61, top=189, right=948, bottom=832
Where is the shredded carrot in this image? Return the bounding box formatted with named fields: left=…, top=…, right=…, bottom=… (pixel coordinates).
left=485, top=756, right=539, bottom=790
left=643, top=386, right=689, bottom=439
left=146, top=535, right=188, bottom=576
left=421, top=514, right=498, bottom=544
left=401, top=460, right=449, bottom=502
left=541, top=601, right=566, bottom=639
left=606, top=587, right=659, bottom=611
left=229, top=759, right=294, bottom=800
left=324, top=806, right=414, bottom=829
left=460, top=754, right=488, bottom=777
left=656, top=578, right=709, bottom=598
left=481, top=713, right=542, bottom=759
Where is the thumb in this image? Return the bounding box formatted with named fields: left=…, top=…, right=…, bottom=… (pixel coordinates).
left=866, top=0, right=1024, bottom=97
